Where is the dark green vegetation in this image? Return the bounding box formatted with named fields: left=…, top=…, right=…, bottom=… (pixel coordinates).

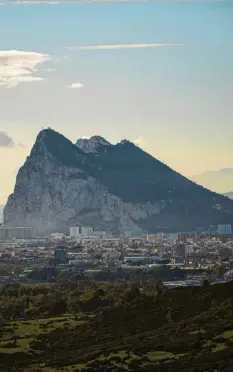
left=31, top=265, right=186, bottom=283
left=27, top=129, right=233, bottom=231
left=1, top=281, right=233, bottom=371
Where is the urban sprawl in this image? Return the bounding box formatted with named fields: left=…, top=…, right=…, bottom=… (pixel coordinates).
left=1, top=224, right=233, bottom=287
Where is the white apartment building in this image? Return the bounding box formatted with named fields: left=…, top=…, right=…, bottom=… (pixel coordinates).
left=70, top=226, right=80, bottom=238
left=185, top=244, right=194, bottom=256
left=0, top=227, right=33, bottom=240
left=70, top=226, right=93, bottom=238
left=80, top=226, right=93, bottom=237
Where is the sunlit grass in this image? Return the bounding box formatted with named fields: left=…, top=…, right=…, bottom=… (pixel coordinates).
left=146, top=351, right=176, bottom=360
left=0, top=337, right=34, bottom=353
left=212, top=343, right=227, bottom=352
left=0, top=316, right=87, bottom=355
left=222, top=330, right=233, bottom=340
left=189, top=329, right=206, bottom=335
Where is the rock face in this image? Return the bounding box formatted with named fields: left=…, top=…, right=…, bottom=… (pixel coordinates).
left=76, top=136, right=110, bottom=153
left=4, top=129, right=233, bottom=236
left=0, top=205, right=4, bottom=223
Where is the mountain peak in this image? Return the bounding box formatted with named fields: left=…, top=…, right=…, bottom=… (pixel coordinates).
left=34, top=127, right=65, bottom=146
left=32, top=128, right=75, bottom=154
left=76, top=135, right=111, bottom=153
left=34, top=127, right=52, bottom=142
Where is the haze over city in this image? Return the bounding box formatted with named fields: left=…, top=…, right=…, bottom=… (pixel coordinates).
left=0, top=0, right=233, bottom=204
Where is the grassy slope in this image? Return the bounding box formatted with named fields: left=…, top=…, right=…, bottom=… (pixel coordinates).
left=1, top=282, right=233, bottom=371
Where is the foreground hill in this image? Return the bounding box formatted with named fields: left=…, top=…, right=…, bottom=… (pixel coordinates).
left=1, top=281, right=233, bottom=372
left=4, top=128, right=233, bottom=235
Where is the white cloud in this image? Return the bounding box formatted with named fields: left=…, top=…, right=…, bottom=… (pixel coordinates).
left=133, top=136, right=147, bottom=147
left=67, top=43, right=183, bottom=51
left=68, top=82, right=84, bottom=89
left=0, top=50, right=51, bottom=88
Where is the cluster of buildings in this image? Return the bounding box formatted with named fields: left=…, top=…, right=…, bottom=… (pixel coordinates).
left=0, top=227, right=33, bottom=240
left=1, top=223, right=233, bottom=285
left=69, top=226, right=107, bottom=240
left=0, top=224, right=231, bottom=242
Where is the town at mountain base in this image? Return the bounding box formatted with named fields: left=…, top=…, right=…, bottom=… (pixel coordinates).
left=3, top=128, right=233, bottom=235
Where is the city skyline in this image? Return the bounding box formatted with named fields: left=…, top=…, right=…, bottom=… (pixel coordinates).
left=0, top=0, right=233, bottom=204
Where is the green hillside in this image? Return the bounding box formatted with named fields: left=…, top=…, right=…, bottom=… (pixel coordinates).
left=1, top=281, right=233, bottom=371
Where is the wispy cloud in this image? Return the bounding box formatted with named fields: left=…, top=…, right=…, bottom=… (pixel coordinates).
left=0, top=132, right=25, bottom=148
left=0, top=0, right=229, bottom=5
left=0, top=0, right=80, bottom=5
left=133, top=136, right=147, bottom=147
left=68, top=82, right=84, bottom=89
left=0, top=50, right=51, bottom=88
left=67, top=43, right=184, bottom=51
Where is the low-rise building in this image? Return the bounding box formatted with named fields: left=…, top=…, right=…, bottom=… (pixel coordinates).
left=217, top=224, right=232, bottom=235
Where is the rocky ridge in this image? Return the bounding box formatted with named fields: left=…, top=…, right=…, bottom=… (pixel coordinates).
left=76, top=136, right=111, bottom=153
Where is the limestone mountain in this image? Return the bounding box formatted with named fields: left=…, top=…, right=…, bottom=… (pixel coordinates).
left=4, top=128, right=233, bottom=235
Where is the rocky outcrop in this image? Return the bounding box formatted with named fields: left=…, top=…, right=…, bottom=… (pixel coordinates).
left=4, top=128, right=233, bottom=236
left=4, top=157, right=143, bottom=235
left=76, top=136, right=110, bottom=153
left=0, top=205, right=4, bottom=223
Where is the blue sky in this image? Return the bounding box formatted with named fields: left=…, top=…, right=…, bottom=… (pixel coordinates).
left=0, top=0, right=233, bottom=203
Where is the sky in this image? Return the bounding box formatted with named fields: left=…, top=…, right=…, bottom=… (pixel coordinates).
left=0, top=0, right=233, bottom=204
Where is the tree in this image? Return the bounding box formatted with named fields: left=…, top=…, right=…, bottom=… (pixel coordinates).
left=68, top=296, right=81, bottom=318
